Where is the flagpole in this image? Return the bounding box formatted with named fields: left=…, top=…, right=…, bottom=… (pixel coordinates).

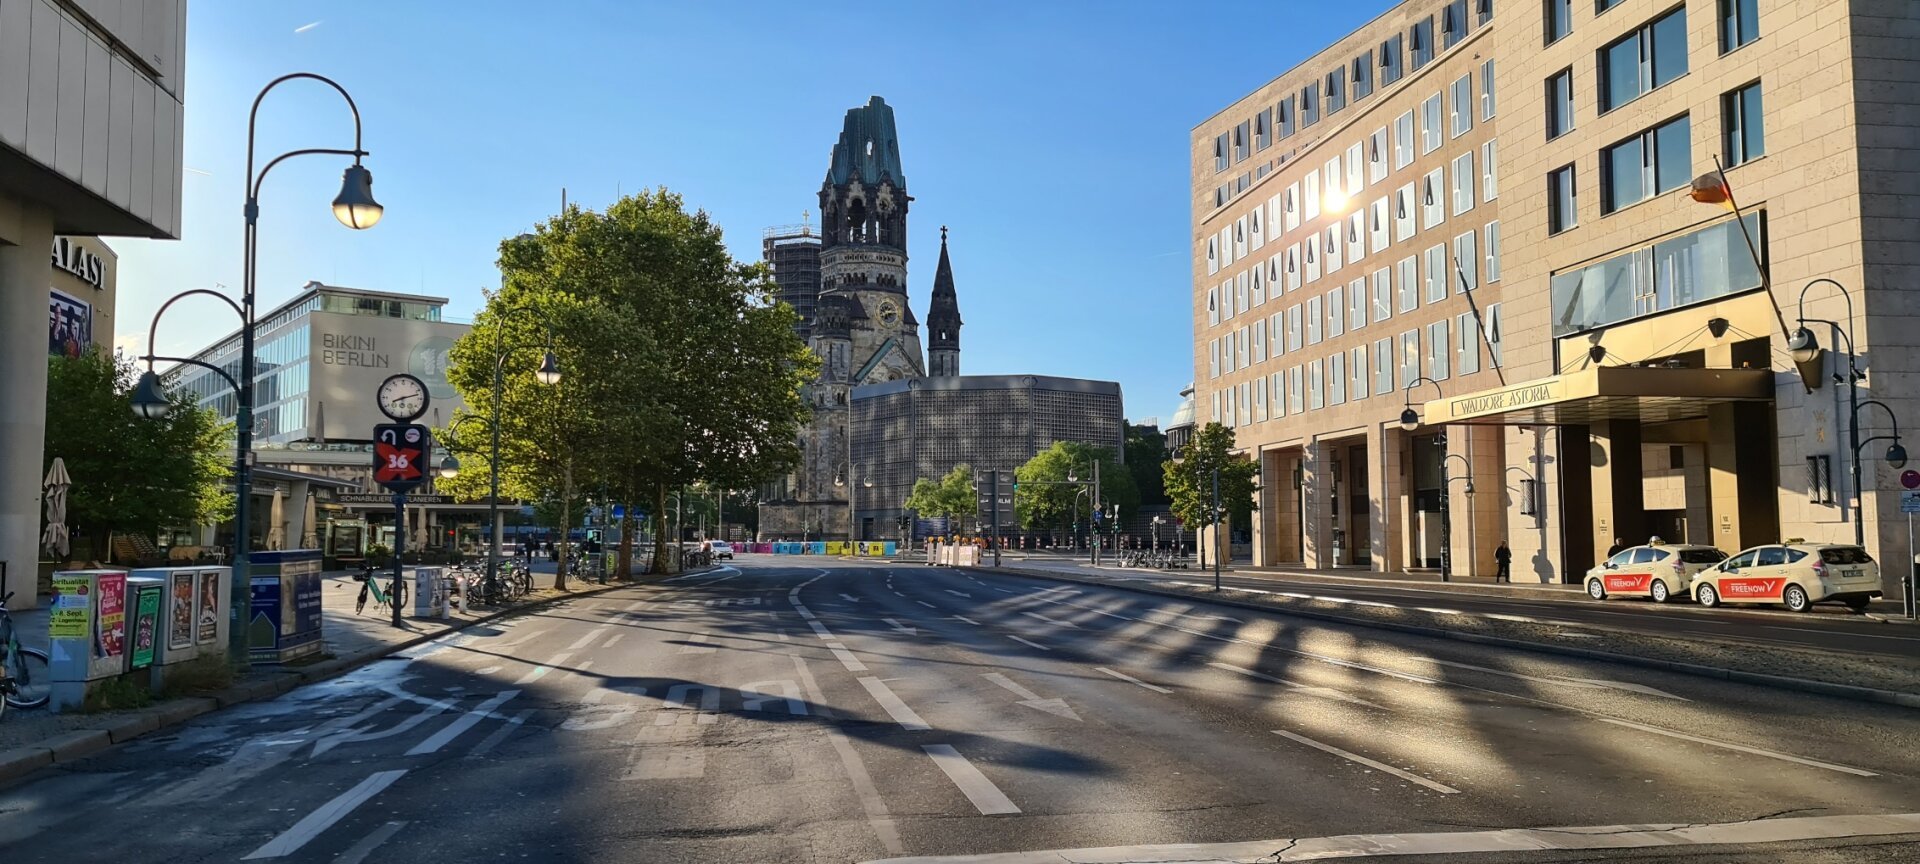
left=1700, top=156, right=1790, bottom=343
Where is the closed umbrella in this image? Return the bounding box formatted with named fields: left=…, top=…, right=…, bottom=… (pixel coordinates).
left=301, top=493, right=319, bottom=550
left=267, top=487, right=286, bottom=551
left=40, top=457, right=71, bottom=559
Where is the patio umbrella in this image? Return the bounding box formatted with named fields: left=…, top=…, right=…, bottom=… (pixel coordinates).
left=301, top=492, right=319, bottom=549
left=40, top=457, right=71, bottom=559
left=267, top=487, right=286, bottom=551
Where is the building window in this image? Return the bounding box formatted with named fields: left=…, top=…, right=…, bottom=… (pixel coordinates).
left=1284, top=184, right=1301, bottom=232
left=1381, top=34, right=1405, bottom=86
left=1481, top=59, right=1497, bottom=119
left=1371, top=198, right=1390, bottom=254
left=1329, top=352, right=1347, bottom=406
left=1369, top=127, right=1389, bottom=183
left=1457, top=312, right=1481, bottom=375
left=1306, top=295, right=1323, bottom=345
left=1353, top=51, right=1375, bottom=100
left=1424, top=244, right=1448, bottom=303
left=1449, top=73, right=1474, bottom=138
left=1288, top=365, right=1304, bottom=414
left=1309, top=359, right=1325, bottom=410
left=1349, top=211, right=1365, bottom=257
left=1271, top=372, right=1285, bottom=419
left=1301, top=81, right=1321, bottom=128
left=1421, top=94, right=1444, bottom=154
left=1549, top=213, right=1765, bottom=335
left=1602, top=115, right=1692, bottom=214
left=1400, top=330, right=1421, bottom=387
left=1545, top=0, right=1572, bottom=44
left=1720, top=0, right=1759, bottom=53
left=1394, top=111, right=1416, bottom=168
left=1485, top=303, right=1503, bottom=366
left=1442, top=0, right=1469, bottom=48
left=1397, top=256, right=1419, bottom=312
left=1352, top=345, right=1370, bottom=400
left=1428, top=320, right=1451, bottom=380
left=1601, top=7, right=1689, bottom=113
left=1255, top=109, right=1273, bottom=151
left=1287, top=303, right=1302, bottom=352
left=1724, top=81, right=1765, bottom=166
left=1286, top=243, right=1301, bottom=291
left=1305, top=233, right=1322, bottom=283
left=1422, top=168, right=1446, bottom=229
left=1232, top=121, right=1251, bottom=163
left=1547, top=68, right=1575, bottom=139
left=1451, top=152, right=1476, bottom=216
left=1411, top=17, right=1436, bottom=70
left=1598, top=0, right=1626, bottom=11
left=1209, top=340, right=1220, bottom=379
left=1482, top=140, right=1499, bottom=200
left=1208, top=286, right=1220, bottom=325
left=1373, top=268, right=1393, bottom=323
left=1269, top=312, right=1283, bottom=359
left=1278, top=96, right=1296, bottom=139
left=1548, top=164, right=1578, bottom=234
left=1453, top=228, right=1478, bottom=292
left=1214, top=134, right=1230, bottom=172
left=1349, top=277, right=1368, bottom=330
left=1238, top=325, right=1250, bottom=366
left=1479, top=0, right=1495, bottom=26
left=1328, top=285, right=1346, bottom=339
left=1485, top=220, right=1502, bottom=282
left=1394, top=183, right=1416, bottom=241
left=1327, top=69, right=1347, bottom=114
left=1374, top=337, right=1394, bottom=395
left=1347, top=142, right=1366, bottom=197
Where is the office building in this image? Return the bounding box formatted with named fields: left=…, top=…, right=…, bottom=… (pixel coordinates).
left=1192, top=0, right=1920, bottom=590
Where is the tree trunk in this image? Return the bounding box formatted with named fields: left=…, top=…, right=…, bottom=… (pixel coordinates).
left=650, top=483, right=671, bottom=574
left=556, top=460, right=573, bottom=591
left=616, top=471, right=636, bottom=581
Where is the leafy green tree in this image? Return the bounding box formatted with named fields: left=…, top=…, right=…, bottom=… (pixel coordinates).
left=1163, top=422, right=1259, bottom=565
left=1014, top=442, right=1138, bottom=539
left=43, top=352, right=232, bottom=563
left=902, top=464, right=978, bottom=528
left=1126, top=423, right=1169, bottom=505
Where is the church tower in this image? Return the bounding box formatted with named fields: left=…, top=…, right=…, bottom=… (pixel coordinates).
left=926, top=226, right=962, bottom=377
left=815, top=96, right=926, bottom=386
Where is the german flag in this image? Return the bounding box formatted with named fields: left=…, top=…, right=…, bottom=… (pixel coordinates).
left=1690, top=171, right=1737, bottom=211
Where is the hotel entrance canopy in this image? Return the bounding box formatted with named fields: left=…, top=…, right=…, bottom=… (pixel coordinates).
left=1419, top=366, right=1775, bottom=426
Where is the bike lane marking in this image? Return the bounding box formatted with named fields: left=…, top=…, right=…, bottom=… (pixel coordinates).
left=241, top=770, right=409, bottom=859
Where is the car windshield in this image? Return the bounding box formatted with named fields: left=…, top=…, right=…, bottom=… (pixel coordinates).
left=1819, top=547, right=1874, bottom=565
left=1678, top=549, right=1726, bottom=563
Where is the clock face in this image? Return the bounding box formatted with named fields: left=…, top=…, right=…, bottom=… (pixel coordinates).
left=876, top=299, right=901, bottom=329
left=377, top=373, right=430, bottom=422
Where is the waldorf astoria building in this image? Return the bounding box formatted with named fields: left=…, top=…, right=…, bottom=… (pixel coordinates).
left=1191, top=0, right=1920, bottom=593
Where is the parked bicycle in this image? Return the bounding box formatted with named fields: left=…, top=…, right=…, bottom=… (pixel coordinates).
left=352, top=564, right=408, bottom=616
left=0, top=592, right=52, bottom=719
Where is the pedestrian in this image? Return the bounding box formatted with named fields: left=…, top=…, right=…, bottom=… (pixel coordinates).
left=1495, top=540, right=1512, bottom=583
left=1606, top=536, right=1626, bottom=559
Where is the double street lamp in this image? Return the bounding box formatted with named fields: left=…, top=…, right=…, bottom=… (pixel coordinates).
left=132, top=73, right=381, bottom=665
left=1785, top=279, right=1908, bottom=549
left=834, top=462, right=873, bottom=542
left=1399, top=376, right=1476, bottom=581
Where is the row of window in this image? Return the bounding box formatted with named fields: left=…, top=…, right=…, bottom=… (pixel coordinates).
left=1546, top=80, right=1763, bottom=234
left=1548, top=0, right=1758, bottom=55
left=1212, top=0, right=1495, bottom=178
left=1208, top=222, right=1502, bottom=380
left=1210, top=304, right=1504, bottom=429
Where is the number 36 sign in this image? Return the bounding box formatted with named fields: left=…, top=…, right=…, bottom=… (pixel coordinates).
left=373, top=423, right=431, bottom=492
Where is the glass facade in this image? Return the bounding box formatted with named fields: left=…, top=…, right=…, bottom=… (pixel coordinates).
left=1550, top=213, right=1765, bottom=336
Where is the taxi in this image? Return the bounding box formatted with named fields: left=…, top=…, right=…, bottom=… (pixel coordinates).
left=1691, top=542, right=1882, bottom=612
left=1584, top=542, right=1727, bottom=603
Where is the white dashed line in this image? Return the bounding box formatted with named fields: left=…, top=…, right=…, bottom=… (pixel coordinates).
left=1271, top=729, right=1460, bottom=794
left=1094, top=666, right=1171, bottom=693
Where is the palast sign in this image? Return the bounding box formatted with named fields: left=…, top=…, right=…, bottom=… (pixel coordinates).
left=50, top=236, right=105, bottom=288
left=337, top=493, right=449, bottom=505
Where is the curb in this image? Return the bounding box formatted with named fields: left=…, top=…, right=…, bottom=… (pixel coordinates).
left=980, top=566, right=1920, bottom=711
left=0, top=575, right=653, bottom=790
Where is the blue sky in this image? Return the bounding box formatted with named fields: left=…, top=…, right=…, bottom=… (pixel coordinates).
left=116, top=0, right=1395, bottom=424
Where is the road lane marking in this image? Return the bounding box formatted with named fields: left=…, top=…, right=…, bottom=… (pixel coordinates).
left=1007, top=635, right=1051, bottom=652
left=1428, top=658, right=1688, bottom=701
left=945, top=589, right=973, bottom=598
left=883, top=618, right=920, bottom=635
left=1593, top=717, right=1877, bottom=776
left=496, top=628, right=548, bottom=649
left=829, top=643, right=869, bottom=672
left=950, top=615, right=980, bottom=625
left=857, top=812, right=1920, bottom=863
left=789, top=654, right=905, bottom=856
left=567, top=626, right=609, bottom=650
left=405, top=690, right=521, bottom=755
left=603, top=632, right=625, bottom=648
left=1207, top=662, right=1383, bottom=708
left=464, top=708, right=532, bottom=758
left=917, top=600, right=938, bottom=608
left=807, top=620, right=835, bottom=639
left=678, top=633, right=716, bottom=654
left=512, top=651, right=573, bottom=684
left=312, top=697, right=454, bottom=756
left=329, top=820, right=407, bottom=864
left=1021, top=611, right=1079, bottom=628
left=842, top=593, right=863, bottom=603
left=922, top=745, right=1021, bottom=815
left=1271, top=730, right=1461, bottom=794
left=1094, top=667, right=1171, bottom=693
left=241, top=770, right=410, bottom=859
left=984, top=672, right=1081, bottom=721
left=859, top=676, right=931, bottom=730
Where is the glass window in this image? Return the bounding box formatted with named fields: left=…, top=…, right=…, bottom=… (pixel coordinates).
left=1421, top=94, right=1444, bottom=154
left=1369, top=128, right=1389, bottom=183
left=1209, top=340, right=1220, bottom=378
left=1485, top=302, right=1503, bottom=366
left=1597, top=0, right=1626, bottom=11
left=1603, top=115, right=1692, bottom=213
left=1374, top=337, right=1393, bottom=396
left=1373, top=268, right=1392, bottom=323
left=1724, top=82, right=1765, bottom=166
left=1394, top=184, right=1416, bottom=241
left=1394, top=111, right=1416, bottom=168
left=1603, top=134, right=1646, bottom=214
left=1353, top=51, right=1375, bottom=99
left=1425, top=244, right=1448, bottom=303
left=1443, top=0, right=1470, bottom=47
left=1349, top=277, right=1368, bottom=331
left=1208, top=287, right=1219, bottom=325
left=1546, top=0, right=1572, bottom=44
left=1328, top=286, right=1345, bottom=339
left=1352, top=346, right=1369, bottom=400
left=1232, top=121, right=1251, bottom=163
left=1271, top=372, right=1285, bottom=418
left=1371, top=198, right=1390, bottom=254
left=1549, top=213, right=1764, bottom=335
left=1289, top=365, right=1304, bottom=414
left=1278, top=96, right=1296, bottom=139
left=1454, top=229, right=1478, bottom=292
left=1428, top=320, right=1451, bottom=380
left=1252, top=321, right=1266, bottom=362
left=1398, top=256, right=1419, bottom=312
left=1457, top=312, right=1480, bottom=375
left=1326, top=69, right=1346, bottom=114
left=1306, top=295, right=1323, bottom=345
left=1721, top=0, right=1759, bottom=53
left=1309, top=359, right=1325, bottom=410
left=1547, top=68, right=1575, bottom=138
left=1724, top=549, right=1757, bottom=569
left=1479, top=0, right=1496, bottom=25
left=1326, top=226, right=1343, bottom=275
left=1254, top=108, right=1273, bottom=151
left=1485, top=220, right=1502, bottom=283
left=1601, top=8, right=1689, bottom=112
left=1452, top=152, right=1476, bottom=216
left=1329, top=352, right=1346, bottom=405
left=1347, top=142, right=1366, bottom=196
left=1682, top=548, right=1728, bottom=564
left=1630, top=547, right=1661, bottom=565
left=1302, top=81, right=1321, bottom=128
left=1305, top=172, right=1321, bottom=221
left=1423, top=168, right=1446, bottom=229
left=1450, top=74, right=1474, bottom=138
left=1482, top=140, right=1499, bottom=201
left=1411, top=17, right=1436, bottom=70
left=1381, top=35, right=1405, bottom=86
left=1548, top=164, right=1577, bottom=234
left=1287, top=304, right=1302, bottom=352
left=1400, top=330, right=1421, bottom=387
left=1481, top=59, right=1496, bottom=120
left=1306, top=233, right=1322, bottom=283
left=1756, top=547, right=1786, bottom=567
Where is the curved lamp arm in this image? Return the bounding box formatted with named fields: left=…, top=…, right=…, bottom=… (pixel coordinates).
left=248, top=73, right=367, bottom=196
left=1399, top=376, right=1446, bottom=430
left=144, top=289, right=244, bottom=373
left=141, top=354, right=240, bottom=393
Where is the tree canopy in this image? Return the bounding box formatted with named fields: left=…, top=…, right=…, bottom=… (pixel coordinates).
left=44, top=352, right=232, bottom=562
left=1126, top=423, right=1169, bottom=505
left=1163, top=422, right=1259, bottom=538
left=1014, top=442, right=1137, bottom=536
left=902, top=464, right=978, bottom=526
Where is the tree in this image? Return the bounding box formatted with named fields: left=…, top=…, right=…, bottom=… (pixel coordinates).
left=1014, top=442, right=1138, bottom=539
left=1163, top=422, right=1259, bottom=565
left=902, top=464, right=978, bottom=528
left=43, top=352, right=232, bottom=563
left=1126, top=423, right=1169, bottom=505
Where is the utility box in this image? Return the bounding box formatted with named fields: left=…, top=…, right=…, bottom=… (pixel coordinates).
left=129, top=566, right=231, bottom=687
left=247, top=550, right=323, bottom=664
left=46, top=569, right=130, bottom=712
left=412, top=566, right=447, bottom=618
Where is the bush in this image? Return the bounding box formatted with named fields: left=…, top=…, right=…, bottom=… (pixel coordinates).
left=82, top=674, right=152, bottom=713
left=159, top=653, right=234, bottom=698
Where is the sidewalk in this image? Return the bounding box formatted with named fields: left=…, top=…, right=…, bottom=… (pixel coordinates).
left=998, top=552, right=1585, bottom=602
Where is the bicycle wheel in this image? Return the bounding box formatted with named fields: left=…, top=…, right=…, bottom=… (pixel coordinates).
left=355, top=582, right=370, bottom=615
left=4, top=647, right=52, bottom=709
left=391, top=578, right=408, bottom=612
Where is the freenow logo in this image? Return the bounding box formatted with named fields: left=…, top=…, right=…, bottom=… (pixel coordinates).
left=1724, top=579, right=1781, bottom=596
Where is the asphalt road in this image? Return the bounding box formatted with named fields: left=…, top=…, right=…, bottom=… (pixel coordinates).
left=997, top=554, right=1920, bottom=657
left=3, top=557, right=1918, bottom=863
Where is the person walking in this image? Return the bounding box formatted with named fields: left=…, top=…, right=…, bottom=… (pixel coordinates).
left=1606, top=536, right=1626, bottom=559
left=1495, top=540, right=1512, bottom=583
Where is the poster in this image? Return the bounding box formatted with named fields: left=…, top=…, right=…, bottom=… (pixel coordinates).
left=49, top=574, right=90, bottom=638
left=168, top=572, right=195, bottom=650
left=48, top=289, right=92, bottom=358
left=197, top=570, right=220, bottom=644
left=131, top=584, right=161, bottom=669
left=95, top=573, right=127, bottom=660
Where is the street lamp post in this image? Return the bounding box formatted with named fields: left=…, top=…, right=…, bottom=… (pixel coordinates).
left=1211, top=466, right=1221, bottom=591
left=132, top=73, right=380, bottom=666
left=834, top=462, right=873, bottom=544
left=1787, top=279, right=1908, bottom=550
left=1439, top=452, right=1476, bottom=582
left=1399, top=375, right=1449, bottom=579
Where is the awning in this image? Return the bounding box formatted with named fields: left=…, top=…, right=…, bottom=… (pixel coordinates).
left=1421, top=366, right=1775, bottom=426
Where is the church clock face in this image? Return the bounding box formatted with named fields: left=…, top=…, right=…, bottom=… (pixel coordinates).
left=876, top=299, right=901, bottom=330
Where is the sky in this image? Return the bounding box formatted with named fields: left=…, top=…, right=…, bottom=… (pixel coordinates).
left=115, top=0, right=1397, bottom=425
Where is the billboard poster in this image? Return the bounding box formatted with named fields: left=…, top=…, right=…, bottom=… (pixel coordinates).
left=197, top=570, right=221, bottom=644
left=49, top=574, right=90, bottom=638
left=131, top=584, right=162, bottom=669
left=48, top=289, right=92, bottom=358
left=96, top=573, right=127, bottom=660
left=168, top=572, right=195, bottom=649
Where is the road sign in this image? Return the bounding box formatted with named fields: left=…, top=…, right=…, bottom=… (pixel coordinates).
left=372, top=423, right=430, bottom=492
left=1903, top=470, right=1920, bottom=490
left=1903, top=491, right=1920, bottom=514
left=612, top=504, right=626, bottom=521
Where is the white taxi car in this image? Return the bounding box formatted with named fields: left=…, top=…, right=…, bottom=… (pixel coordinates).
left=1692, top=542, right=1882, bottom=612
left=1584, top=543, right=1728, bottom=603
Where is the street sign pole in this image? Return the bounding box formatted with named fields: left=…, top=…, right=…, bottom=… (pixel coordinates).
left=990, top=470, right=1002, bottom=568
left=391, top=492, right=405, bottom=627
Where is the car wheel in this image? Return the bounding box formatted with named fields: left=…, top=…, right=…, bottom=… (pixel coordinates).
left=1783, top=584, right=1812, bottom=613
left=1844, top=596, right=1871, bottom=612
left=1697, top=584, right=1720, bottom=608
left=1650, top=579, right=1670, bottom=603
left=1586, top=579, right=1607, bottom=600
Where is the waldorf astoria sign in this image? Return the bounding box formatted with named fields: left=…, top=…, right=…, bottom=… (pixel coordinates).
left=1448, top=380, right=1564, bottom=419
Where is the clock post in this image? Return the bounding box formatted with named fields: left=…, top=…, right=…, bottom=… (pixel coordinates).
left=374, top=374, right=431, bottom=627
